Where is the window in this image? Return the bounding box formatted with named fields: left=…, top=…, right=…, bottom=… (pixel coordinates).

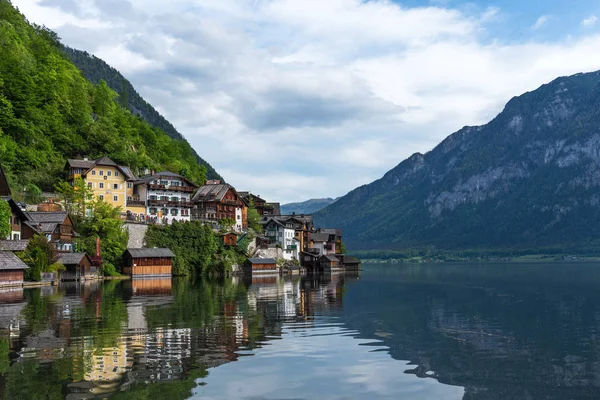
left=99, top=183, right=104, bottom=189
left=99, top=195, right=104, bottom=201
left=113, top=196, right=118, bottom=202
left=92, top=170, right=96, bottom=176
left=127, top=182, right=132, bottom=189
left=115, top=171, right=119, bottom=177
left=107, top=171, right=112, bottom=177
left=127, top=196, right=132, bottom=201
left=150, top=208, right=157, bottom=215
left=99, top=170, right=104, bottom=176
left=88, top=182, right=93, bottom=189
left=171, top=209, right=178, bottom=216
left=12, top=233, right=19, bottom=240
left=113, top=184, right=118, bottom=190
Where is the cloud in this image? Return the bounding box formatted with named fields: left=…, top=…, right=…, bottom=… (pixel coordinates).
left=532, top=15, right=549, bottom=30
left=582, top=15, right=598, bottom=28
left=11, top=0, right=600, bottom=204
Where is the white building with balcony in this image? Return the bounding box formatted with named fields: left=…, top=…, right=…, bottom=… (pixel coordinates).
left=132, top=172, right=198, bottom=224
left=263, top=217, right=300, bottom=261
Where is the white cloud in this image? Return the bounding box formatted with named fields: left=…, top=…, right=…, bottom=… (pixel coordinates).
left=532, top=15, right=549, bottom=30
left=582, top=15, right=598, bottom=28
left=11, top=1, right=600, bottom=203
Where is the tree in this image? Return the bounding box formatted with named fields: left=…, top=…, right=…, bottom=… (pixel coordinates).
left=218, top=217, right=235, bottom=232
left=247, top=195, right=263, bottom=234
left=0, top=199, right=10, bottom=239
left=78, top=199, right=128, bottom=272
left=19, top=235, right=64, bottom=281
left=54, top=177, right=93, bottom=224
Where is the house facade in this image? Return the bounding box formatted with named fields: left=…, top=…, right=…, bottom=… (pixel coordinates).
left=0, top=252, right=29, bottom=286
left=243, top=258, right=278, bottom=275
left=192, top=183, right=247, bottom=231
left=131, top=171, right=197, bottom=224
left=123, top=248, right=175, bottom=277
left=239, top=192, right=267, bottom=216
left=263, top=218, right=300, bottom=261
left=58, top=253, right=98, bottom=281
left=23, top=212, right=75, bottom=253
left=66, top=157, right=138, bottom=212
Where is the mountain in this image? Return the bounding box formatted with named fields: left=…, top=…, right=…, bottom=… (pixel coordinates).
left=0, top=1, right=211, bottom=195
left=315, top=70, right=600, bottom=252
left=62, top=47, right=222, bottom=181
left=281, top=198, right=338, bottom=215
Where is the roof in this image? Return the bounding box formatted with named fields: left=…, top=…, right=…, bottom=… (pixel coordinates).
left=238, top=192, right=266, bottom=203
left=321, top=255, right=340, bottom=262
left=0, top=252, right=29, bottom=270
left=0, top=163, right=11, bottom=198
left=343, top=256, right=361, bottom=264
left=67, top=157, right=134, bottom=180
left=193, top=184, right=237, bottom=202
left=310, top=233, right=331, bottom=242
left=26, top=212, right=68, bottom=223
left=246, top=258, right=277, bottom=264
left=58, top=253, right=90, bottom=266
left=125, top=248, right=175, bottom=258
left=120, top=166, right=137, bottom=181
left=24, top=221, right=58, bottom=234
left=135, top=171, right=198, bottom=187
left=0, top=240, right=29, bottom=252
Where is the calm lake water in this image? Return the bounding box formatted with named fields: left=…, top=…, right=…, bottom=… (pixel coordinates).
left=1, top=263, right=600, bottom=399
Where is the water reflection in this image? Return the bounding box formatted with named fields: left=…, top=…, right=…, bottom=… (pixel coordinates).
left=4, top=264, right=600, bottom=399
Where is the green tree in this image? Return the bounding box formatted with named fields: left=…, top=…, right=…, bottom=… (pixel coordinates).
left=218, top=217, right=235, bottom=232
left=247, top=195, right=263, bottom=234
left=54, top=177, right=94, bottom=224
left=19, top=234, right=64, bottom=281
left=78, top=199, right=128, bottom=272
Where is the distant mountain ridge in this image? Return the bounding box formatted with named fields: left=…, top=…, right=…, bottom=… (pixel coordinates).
left=281, top=198, right=338, bottom=215
left=62, top=46, right=222, bottom=181
left=315, top=70, right=600, bottom=252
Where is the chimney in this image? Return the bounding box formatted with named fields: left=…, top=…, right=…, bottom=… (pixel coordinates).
left=96, top=237, right=101, bottom=258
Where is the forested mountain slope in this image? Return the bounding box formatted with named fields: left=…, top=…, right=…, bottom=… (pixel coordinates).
left=315, top=70, right=600, bottom=252
left=281, top=198, right=338, bottom=215
left=0, top=0, right=213, bottom=195
left=62, top=47, right=222, bottom=181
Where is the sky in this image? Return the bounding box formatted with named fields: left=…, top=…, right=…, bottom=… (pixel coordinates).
left=11, top=0, right=600, bottom=203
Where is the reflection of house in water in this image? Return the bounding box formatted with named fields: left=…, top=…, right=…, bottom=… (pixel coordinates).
left=0, top=288, right=26, bottom=340
left=82, top=341, right=132, bottom=396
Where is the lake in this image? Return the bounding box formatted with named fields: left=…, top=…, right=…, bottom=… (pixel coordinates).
left=1, top=263, right=600, bottom=399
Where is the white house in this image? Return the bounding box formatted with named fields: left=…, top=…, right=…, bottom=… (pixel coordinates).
left=263, top=218, right=300, bottom=261
left=133, top=172, right=198, bottom=225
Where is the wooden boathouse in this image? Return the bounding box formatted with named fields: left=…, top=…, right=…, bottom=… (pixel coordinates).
left=122, top=248, right=175, bottom=277
left=0, top=252, right=29, bottom=286
left=243, top=258, right=278, bottom=275
left=57, top=253, right=98, bottom=281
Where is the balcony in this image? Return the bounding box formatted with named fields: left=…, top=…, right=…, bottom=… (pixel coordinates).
left=169, top=185, right=195, bottom=193
left=127, top=200, right=146, bottom=207
left=149, top=184, right=166, bottom=191
left=148, top=199, right=168, bottom=207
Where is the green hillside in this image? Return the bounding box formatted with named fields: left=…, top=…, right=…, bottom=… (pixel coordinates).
left=0, top=0, right=210, bottom=195
left=62, top=46, right=222, bottom=181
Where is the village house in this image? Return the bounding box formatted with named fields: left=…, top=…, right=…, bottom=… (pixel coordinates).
left=319, top=254, right=341, bottom=273
left=66, top=157, right=138, bottom=212
left=0, top=252, right=29, bottom=286
left=308, top=232, right=336, bottom=256
left=238, top=192, right=267, bottom=216
left=22, top=212, right=75, bottom=253
left=58, top=253, right=98, bottom=281
left=131, top=171, right=198, bottom=224
left=263, top=202, right=281, bottom=216
left=222, top=232, right=238, bottom=247
left=122, top=248, right=175, bottom=277
left=243, top=258, right=278, bottom=275
left=262, top=217, right=300, bottom=261
left=260, top=214, right=315, bottom=252
left=192, top=182, right=247, bottom=231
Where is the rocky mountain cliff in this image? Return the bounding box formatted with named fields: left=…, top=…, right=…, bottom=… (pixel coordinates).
left=281, top=198, right=338, bottom=215
left=315, top=70, right=600, bottom=251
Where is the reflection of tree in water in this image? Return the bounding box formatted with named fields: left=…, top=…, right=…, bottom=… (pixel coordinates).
left=343, top=264, right=600, bottom=400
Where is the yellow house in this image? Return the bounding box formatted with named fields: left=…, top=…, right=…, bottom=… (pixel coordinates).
left=66, top=157, right=145, bottom=216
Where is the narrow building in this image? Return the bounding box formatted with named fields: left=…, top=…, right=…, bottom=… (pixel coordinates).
left=122, top=248, right=175, bottom=277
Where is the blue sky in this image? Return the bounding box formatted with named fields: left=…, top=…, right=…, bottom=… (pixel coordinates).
left=12, top=0, right=600, bottom=203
